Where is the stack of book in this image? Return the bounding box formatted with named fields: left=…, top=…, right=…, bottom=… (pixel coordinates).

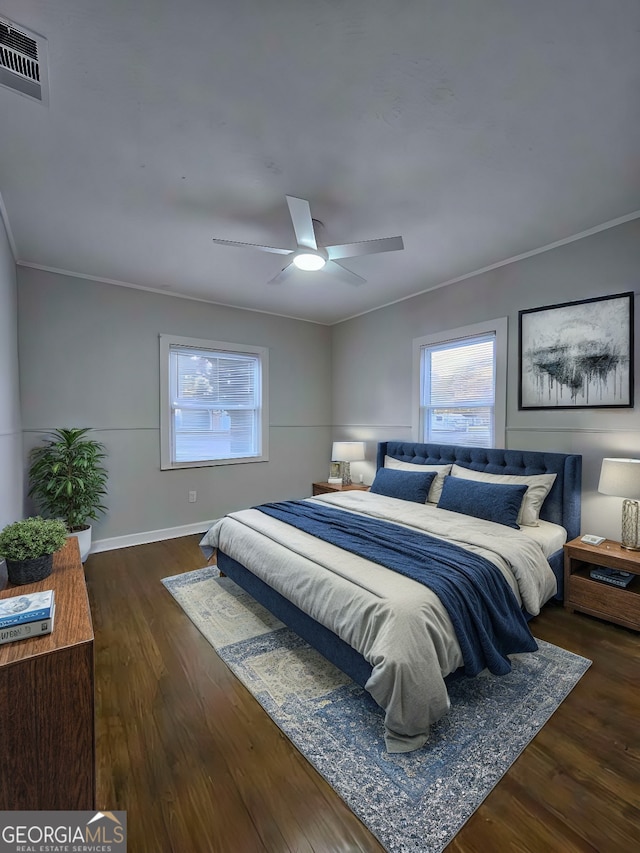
left=0, top=589, right=56, bottom=645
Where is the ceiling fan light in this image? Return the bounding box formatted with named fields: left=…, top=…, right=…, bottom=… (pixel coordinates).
left=293, top=252, right=326, bottom=271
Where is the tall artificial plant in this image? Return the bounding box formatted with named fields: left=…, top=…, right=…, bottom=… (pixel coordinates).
left=29, top=428, right=108, bottom=532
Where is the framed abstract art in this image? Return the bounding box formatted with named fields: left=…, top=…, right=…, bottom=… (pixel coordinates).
left=519, top=291, right=634, bottom=409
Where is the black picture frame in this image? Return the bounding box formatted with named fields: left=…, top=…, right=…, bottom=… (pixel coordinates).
left=518, top=291, right=634, bottom=410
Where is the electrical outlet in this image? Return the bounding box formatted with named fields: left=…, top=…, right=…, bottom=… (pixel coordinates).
left=188, top=490, right=197, bottom=503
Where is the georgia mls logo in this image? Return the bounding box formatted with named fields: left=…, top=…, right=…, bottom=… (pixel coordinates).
left=85, top=811, right=125, bottom=843
left=0, top=810, right=127, bottom=852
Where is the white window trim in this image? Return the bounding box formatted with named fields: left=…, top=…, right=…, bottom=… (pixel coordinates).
left=412, top=317, right=507, bottom=449
left=160, top=334, right=269, bottom=470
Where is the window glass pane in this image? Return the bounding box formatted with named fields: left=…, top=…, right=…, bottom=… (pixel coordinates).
left=174, top=411, right=234, bottom=462
left=427, top=407, right=493, bottom=447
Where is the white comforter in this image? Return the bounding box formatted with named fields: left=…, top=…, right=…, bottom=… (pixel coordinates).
left=200, top=491, right=557, bottom=753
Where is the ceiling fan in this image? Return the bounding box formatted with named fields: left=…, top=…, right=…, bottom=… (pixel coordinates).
left=212, top=196, right=404, bottom=286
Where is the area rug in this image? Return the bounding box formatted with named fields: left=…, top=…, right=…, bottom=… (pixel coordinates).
left=162, top=567, right=591, bottom=853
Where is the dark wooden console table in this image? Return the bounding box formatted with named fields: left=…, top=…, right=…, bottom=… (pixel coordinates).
left=0, top=536, right=95, bottom=809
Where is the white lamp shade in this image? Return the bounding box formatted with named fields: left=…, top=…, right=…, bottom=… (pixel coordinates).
left=598, top=458, right=640, bottom=499
left=331, top=441, right=365, bottom=462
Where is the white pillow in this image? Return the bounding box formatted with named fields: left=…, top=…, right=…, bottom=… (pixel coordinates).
left=449, top=464, right=557, bottom=527
left=384, top=456, right=452, bottom=504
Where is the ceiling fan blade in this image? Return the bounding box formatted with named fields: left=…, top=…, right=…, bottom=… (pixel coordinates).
left=285, top=196, right=317, bottom=250
left=266, top=263, right=298, bottom=285
left=324, top=260, right=366, bottom=286
left=212, top=238, right=292, bottom=255
left=326, top=235, right=404, bottom=260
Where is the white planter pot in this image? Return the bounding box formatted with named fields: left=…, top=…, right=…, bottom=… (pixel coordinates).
left=67, top=525, right=92, bottom=562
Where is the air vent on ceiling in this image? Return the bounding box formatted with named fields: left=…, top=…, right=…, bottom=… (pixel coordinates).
left=0, top=16, right=49, bottom=104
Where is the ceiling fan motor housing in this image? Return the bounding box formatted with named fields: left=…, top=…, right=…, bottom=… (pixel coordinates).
left=293, top=246, right=328, bottom=270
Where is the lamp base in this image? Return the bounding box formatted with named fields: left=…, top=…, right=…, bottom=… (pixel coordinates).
left=341, top=461, right=352, bottom=486
left=621, top=499, right=640, bottom=550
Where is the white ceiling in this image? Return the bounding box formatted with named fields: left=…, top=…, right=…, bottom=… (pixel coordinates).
left=1, top=1, right=639, bottom=325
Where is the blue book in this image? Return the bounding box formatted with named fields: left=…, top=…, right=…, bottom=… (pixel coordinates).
left=0, top=590, right=55, bottom=628
left=0, top=608, right=55, bottom=645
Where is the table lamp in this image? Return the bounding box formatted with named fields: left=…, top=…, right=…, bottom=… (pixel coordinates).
left=598, top=457, right=640, bottom=550
left=331, top=441, right=365, bottom=486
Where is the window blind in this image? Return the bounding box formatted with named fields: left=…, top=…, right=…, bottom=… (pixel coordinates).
left=169, top=345, right=262, bottom=463
left=420, top=333, right=496, bottom=447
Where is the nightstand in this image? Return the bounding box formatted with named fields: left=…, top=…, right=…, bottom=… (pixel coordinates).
left=563, top=537, right=640, bottom=631
left=312, top=482, right=370, bottom=496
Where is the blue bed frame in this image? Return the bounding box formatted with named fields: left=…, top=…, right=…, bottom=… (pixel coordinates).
left=217, top=441, right=582, bottom=690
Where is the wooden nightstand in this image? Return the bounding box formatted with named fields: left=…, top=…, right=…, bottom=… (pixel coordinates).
left=563, top=537, right=640, bottom=631
left=312, top=482, right=370, bottom=496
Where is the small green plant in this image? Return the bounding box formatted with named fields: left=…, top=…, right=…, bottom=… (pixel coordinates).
left=29, top=427, right=108, bottom=532
left=0, top=517, right=68, bottom=562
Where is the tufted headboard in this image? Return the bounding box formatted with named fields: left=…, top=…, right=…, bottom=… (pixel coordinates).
left=377, top=441, right=582, bottom=542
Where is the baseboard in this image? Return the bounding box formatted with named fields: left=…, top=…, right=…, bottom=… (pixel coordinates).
left=91, top=520, right=217, bottom=554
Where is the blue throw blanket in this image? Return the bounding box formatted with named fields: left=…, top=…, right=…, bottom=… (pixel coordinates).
left=255, top=501, right=537, bottom=676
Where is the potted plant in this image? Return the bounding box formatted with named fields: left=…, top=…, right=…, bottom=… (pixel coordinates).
left=0, top=517, right=68, bottom=585
left=28, top=428, right=108, bottom=562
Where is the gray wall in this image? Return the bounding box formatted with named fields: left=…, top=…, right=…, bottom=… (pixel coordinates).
left=15, top=218, right=640, bottom=545
left=0, top=216, right=22, bottom=528
left=18, top=268, right=332, bottom=544
left=331, top=219, right=640, bottom=540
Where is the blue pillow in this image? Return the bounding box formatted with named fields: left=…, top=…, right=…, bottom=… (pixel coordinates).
left=437, top=476, right=526, bottom=529
left=370, top=468, right=437, bottom=503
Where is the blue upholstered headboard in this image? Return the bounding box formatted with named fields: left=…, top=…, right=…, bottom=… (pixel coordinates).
left=376, top=441, right=582, bottom=542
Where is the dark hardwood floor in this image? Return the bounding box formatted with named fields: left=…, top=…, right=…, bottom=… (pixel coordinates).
left=85, top=537, right=640, bottom=852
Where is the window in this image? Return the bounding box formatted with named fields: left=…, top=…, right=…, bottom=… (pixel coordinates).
left=413, top=319, right=507, bottom=448
left=160, top=335, right=269, bottom=469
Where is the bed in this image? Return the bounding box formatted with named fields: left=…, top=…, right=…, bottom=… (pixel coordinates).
left=200, top=441, right=582, bottom=752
